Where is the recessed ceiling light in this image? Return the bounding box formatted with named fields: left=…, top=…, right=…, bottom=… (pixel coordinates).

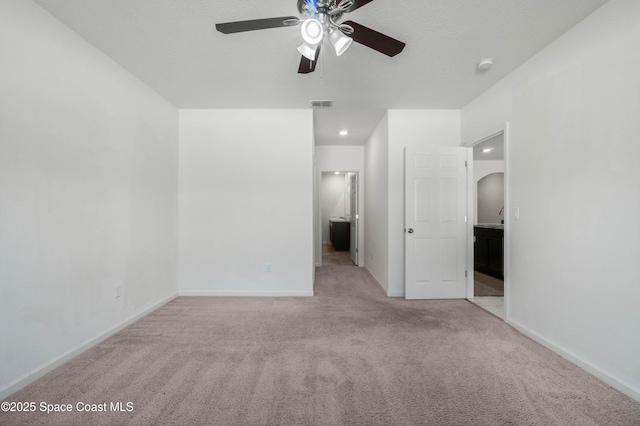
left=335, top=172, right=340, bottom=175
left=477, top=58, right=494, bottom=71
left=339, top=130, right=348, bottom=136
left=483, top=148, right=493, bottom=153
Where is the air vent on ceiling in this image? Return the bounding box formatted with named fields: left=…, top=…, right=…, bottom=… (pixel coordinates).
left=310, top=100, right=333, bottom=108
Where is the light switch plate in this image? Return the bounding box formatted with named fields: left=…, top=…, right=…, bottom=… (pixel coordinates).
left=512, top=207, right=520, bottom=221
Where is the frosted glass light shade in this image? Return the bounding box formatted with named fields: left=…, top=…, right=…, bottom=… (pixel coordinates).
left=297, top=42, right=318, bottom=60
left=301, top=19, right=324, bottom=45
left=329, top=29, right=352, bottom=56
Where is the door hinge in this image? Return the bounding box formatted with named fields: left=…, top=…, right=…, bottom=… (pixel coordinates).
left=465, top=215, right=468, bottom=223
left=465, top=160, right=468, bottom=167
left=465, top=270, right=468, bottom=278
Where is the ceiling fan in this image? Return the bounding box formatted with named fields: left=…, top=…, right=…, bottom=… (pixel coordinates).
left=215, top=0, right=406, bottom=74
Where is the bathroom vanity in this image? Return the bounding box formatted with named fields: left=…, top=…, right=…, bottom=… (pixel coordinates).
left=474, top=225, right=504, bottom=279
left=329, top=218, right=350, bottom=251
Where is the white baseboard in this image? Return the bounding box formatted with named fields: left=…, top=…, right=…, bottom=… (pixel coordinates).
left=387, top=291, right=404, bottom=298
left=508, top=319, right=640, bottom=403
left=0, top=292, right=178, bottom=400
left=179, top=291, right=314, bottom=297
left=363, top=266, right=394, bottom=297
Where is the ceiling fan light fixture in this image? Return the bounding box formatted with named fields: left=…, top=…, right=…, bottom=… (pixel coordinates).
left=329, top=29, right=352, bottom=56
left=297, top=42, right=318, bottom=61
left=301, top=18, right=324, bottom=45
left=215, top=1, right=407, bottom=75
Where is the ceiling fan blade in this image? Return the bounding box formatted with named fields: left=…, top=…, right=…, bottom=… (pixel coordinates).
left=343, top=0, right=375, bottom=13
left=342, top=20, right=405, bottom=57
left=215, top=16, right=300, bottom=34
left=298, top=45, right=321, bottom=74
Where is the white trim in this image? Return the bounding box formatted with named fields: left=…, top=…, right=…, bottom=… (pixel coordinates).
left=364, top=265, right=392, bottom=297
left=0, top=292, right=178, bottom=400
left=465, top=148, right=474, bottom=299
left=462, top=126, right=505, bottom=148
left=179, top=291, right=314, bottom=297
left=387, top=291, right=404, bottom=298
left=316, top=167, right=322, bottom=267
left=502, top=122, right=511, bottom=321
left=316, top=169, right=364, bottom=268
left=508, top=319, right=640, bottom=403
left=464, top=123, right=509, bottom=321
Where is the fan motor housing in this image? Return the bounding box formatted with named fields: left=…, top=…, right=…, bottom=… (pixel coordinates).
left=297, top=0, right=344, bottom=21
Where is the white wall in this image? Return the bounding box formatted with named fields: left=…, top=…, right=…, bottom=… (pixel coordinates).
left=315, top=146, right=365, bottom=172
left=364, top=114, right=389, bottom=291
left=312, top=142, right=318, bottom=275
left=461, top=0, right=640, bottom=400
left=474, top=161, right=505, bottom=186
left=179, top=110, right=314, bottom=296
left=477, top=173, right=504, bottom=224
left=473, top=160, right=505, bottom=224
left=0, top=0, right=179, bottom=397
left=387, top=110, right=462, bottom=296
left=315, top=146, right=365, bottom=266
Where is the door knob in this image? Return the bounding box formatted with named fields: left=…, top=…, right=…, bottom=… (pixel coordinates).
left=407, top=228, right=414, bottom=234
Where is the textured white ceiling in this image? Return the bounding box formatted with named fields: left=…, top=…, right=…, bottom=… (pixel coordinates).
left=32, top=0, right=609, bottom=145
left=314, top=108, right=386, bottom=146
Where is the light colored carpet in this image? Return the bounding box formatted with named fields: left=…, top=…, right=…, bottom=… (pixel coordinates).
left=322, top=243, right=354, bottom=266
left=2, top=266, right=639, bottom=425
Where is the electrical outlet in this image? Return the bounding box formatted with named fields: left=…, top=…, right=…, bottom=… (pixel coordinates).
left=115, top=285, right=122, bottom=298
left=264, top=263, right=271, bottom=273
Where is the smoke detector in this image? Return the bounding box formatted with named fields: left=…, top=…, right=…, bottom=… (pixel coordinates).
left=477, top=58, right=494, bottom=71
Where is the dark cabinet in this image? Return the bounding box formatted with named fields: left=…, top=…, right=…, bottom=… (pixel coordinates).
left=474, top=226, right=503, bottom=279
left=330, top=221, right=350, bottom=251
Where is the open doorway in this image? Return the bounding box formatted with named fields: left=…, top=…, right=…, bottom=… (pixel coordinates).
left=319, top=171, right=359, bottom=267
left=468, top=130, right=507, bottom=319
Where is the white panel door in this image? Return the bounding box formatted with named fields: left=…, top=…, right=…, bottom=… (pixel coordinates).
left=349, top=173, right=358, bottom=265
left=405, top=147, right=468, bottom=299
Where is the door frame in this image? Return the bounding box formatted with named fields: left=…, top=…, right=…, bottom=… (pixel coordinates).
left=463, top=122, right=510, bottom=321
left=348, top=172, right=359, bottom=266
left=316, top=170, right=362, bottom=267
